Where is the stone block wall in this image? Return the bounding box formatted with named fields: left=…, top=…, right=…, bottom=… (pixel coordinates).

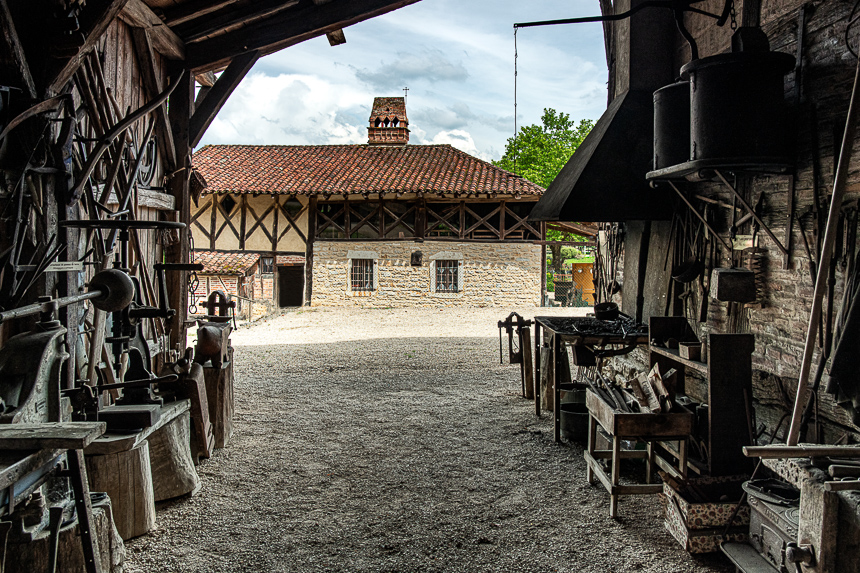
left=312, top=240, right=541, bottom=307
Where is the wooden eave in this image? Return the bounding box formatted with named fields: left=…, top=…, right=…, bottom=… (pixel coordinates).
left=142, top=0, right=421, bottom=74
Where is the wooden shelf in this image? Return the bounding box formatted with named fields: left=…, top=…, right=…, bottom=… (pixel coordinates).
left=649, top=345, right=707, bottom=374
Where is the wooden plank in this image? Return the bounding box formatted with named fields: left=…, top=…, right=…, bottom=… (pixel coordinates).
left=106, top=187, right=175, bottom=210
left=120, top=0, right=185, bottom=60
left=46, top=0, right=132, bottom=94
left=0, top=0, right=36, bottom=98
left=161, top=0, right=237, bottom=27
left=188, top=50, right=259, bottom=148
left=0, top=422, right=106, bottom=450
left=185, top=0, right=421, bottom=73
left=195, top=71, right=217, bottom=87
left=744, top=445, right=860, bottom=459
left=84, top=400, right=190, bottom=456
left=130, top=27, right=177, bottom=171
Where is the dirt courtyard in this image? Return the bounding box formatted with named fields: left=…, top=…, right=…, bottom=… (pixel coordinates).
left=124, top=307, right=733, bottom=573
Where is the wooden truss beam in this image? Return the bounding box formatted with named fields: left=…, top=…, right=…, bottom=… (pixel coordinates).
left=46, top=0, right=131, bottom=95
left=120, top=0, right=185, bottom=60
left=188, top=50, right=259, bottom=148
left=186, top=0, right=420, bottom=73
left=175, top=0, right=300, bottom=43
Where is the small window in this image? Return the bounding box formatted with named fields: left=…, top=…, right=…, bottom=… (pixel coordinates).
left=351, top=259, right=375, bottom=291
left=220, top=194, right=237, bottom=215
left=260, top=257, right=274, bottom=274
left=435, top=260, right=459, bottom=293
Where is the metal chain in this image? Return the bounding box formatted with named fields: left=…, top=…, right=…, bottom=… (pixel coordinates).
left=730, top=0, right=737, bottom=30
left=187, top=233, right=199, bottom=315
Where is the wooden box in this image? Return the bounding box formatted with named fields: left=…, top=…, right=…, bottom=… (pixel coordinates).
left=586, top=388, right=694, bottom=438
left=661, top=476, right=750, bottom=554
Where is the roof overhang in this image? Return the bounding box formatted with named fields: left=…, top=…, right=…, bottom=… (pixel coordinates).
left=529, top=90, right=673, bottom=223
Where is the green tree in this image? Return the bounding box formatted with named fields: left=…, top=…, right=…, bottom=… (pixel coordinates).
left=494, top=109, right=593, bottom=188
left=494, top=109, right=594, bottom=273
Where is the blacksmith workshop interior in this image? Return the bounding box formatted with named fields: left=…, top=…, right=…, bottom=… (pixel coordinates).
left=3, top=0, right=860, bottom=571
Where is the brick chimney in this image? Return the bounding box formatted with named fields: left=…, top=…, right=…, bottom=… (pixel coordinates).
left=367, top=97, right=409, bottom=145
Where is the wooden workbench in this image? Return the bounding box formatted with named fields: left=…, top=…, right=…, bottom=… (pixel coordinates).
left=585, top=390, right=693, bottom=518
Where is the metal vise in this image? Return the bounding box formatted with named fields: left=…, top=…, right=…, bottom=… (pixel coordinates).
left=0, top=317, right=68, bottom=424
left=194, top=291, right=235, bottom=369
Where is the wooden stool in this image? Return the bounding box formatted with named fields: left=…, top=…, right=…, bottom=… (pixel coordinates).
left=85, top=400, right=198, bottom=540
left=204, top=347, right=234, bottom=449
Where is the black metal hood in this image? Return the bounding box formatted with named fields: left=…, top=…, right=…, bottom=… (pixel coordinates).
left=529, top=90, right=673, bottom=222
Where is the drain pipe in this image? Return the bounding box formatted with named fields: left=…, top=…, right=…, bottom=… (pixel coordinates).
left=786, top=54, right=860, bottom=445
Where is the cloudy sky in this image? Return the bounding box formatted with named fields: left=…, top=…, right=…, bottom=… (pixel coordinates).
left=198, top=0, right=609, bottom=162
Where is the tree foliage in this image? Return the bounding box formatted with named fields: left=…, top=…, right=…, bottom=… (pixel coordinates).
left=494, top=109, right=594, bottom=189
left=494, top=109, right=594, bottom=271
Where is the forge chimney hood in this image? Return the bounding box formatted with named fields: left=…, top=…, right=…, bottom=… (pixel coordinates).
left=528, top=90, right=673, bottom=223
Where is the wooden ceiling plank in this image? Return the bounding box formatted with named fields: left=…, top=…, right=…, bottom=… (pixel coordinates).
left=176, top=0, right=300, bottom=43
left=130, top=27, right=177, bottom=171
left=160, top=0, right=238, bottom=27
left=188, top=50, right=259, bottom=148
left=0, top=0, right=36, bottom=98
left=120, top=0, right=185, bottom=60
left=46, top=0, right=131, bottom=95
left=186, top=0, right=420, bottom=74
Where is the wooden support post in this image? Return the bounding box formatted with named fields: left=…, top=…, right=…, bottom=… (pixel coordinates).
left=553, top=333, right=561, bottom=442
left=521, top=327, right=534, bottom=400
left=540, top=222, right=547, bottom=306
left=166, top=69, right=194, bottom=353
left=534, top=323, right=542, bottom=416
left=305, top=196, right=317, bottom=305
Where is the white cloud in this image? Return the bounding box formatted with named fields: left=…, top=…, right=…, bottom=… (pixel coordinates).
left=198, top=0, right=609, bottom=161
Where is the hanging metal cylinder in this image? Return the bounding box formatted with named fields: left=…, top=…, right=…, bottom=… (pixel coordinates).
left=653, top=81, right=691, bottom=170
left=681, top=42, right=794, bottom=165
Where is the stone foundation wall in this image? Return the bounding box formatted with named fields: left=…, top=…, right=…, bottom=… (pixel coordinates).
left=312, top=240, right=541, bottom=307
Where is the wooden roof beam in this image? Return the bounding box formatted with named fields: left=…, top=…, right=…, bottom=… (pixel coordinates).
left=186, top=0, right=420, bottom=74
left=130, top=27, right=177, bottom=171
left=188, top=50, right=259, bottom=148
left=0, top=0, right=36, bottom=98
left=45, top=0, right=131, bottom=95
left=120, top=0, right=185, bottom=60
left=175, top=0, right=300, bottom=43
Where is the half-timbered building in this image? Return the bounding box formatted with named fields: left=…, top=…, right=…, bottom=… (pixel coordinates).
left=192, top=97, right=546, bottom=307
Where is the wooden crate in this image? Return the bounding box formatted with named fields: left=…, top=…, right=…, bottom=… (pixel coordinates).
left=662, top=476, right=750, bottom=553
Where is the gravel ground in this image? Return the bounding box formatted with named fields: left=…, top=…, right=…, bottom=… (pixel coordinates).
left=124, top=307, right=733, bottom=573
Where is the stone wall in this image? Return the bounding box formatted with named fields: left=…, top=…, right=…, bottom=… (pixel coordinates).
left=312, top=240, right=541, bottom=307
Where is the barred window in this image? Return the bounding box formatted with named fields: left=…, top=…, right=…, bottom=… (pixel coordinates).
left=435, top=260, right=459, bottom=293
left=260, top=257, right=274, bottom=274
left=351, top=259, right=375, bottom=291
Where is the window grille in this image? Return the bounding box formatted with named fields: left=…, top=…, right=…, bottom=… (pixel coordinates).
left=260, top=257, right=274, bottom=274
left=351, top=259, right=375, bottom=291
left=435, top=260, right=459, bottom=293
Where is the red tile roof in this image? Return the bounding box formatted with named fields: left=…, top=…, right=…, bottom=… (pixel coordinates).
left=192, top=144, right=543, bottom=197
left=194, top=251, right=260, bottom=275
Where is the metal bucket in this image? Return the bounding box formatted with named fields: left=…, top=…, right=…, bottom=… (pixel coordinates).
left=560, top=402, right=589, bottom=442
left=681, top=50, right=794, bottom=164
left=653, top=81, right=690, bottom=170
